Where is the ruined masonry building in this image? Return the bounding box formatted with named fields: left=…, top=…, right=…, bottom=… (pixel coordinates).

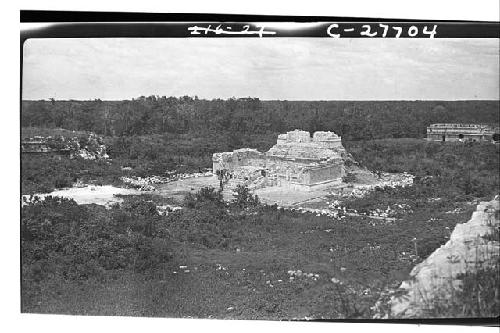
left=426, top=123, right=499, bottom=142
left=213, top=130, right=347, bottom=190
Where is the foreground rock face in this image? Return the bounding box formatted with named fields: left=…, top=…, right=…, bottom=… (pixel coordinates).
left=383, top=196, right=499, bottom=318
left=212, top=130, right=347, bottom=191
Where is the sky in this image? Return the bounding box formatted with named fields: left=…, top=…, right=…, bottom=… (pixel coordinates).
left=22, top=37, right=499, bottom=101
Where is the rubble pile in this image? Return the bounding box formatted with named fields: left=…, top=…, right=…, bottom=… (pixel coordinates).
left=330, top=172, right=414, bottom=199
left=445, top=207, right=464, bottom=214
left=287, top=270, right=320, bottom=282
left=156, top=204, right=183, bottom=216
left=121, top=171, right=213, bottom=191
left=75, top=133, right=109, bottom=160
left=175, top=171, right=213, bottom=180
left=275, top=199, right=411, bottom=222
left=121, top=176, right=169, bottom=191
left=355, top=203, right=413, bottom=219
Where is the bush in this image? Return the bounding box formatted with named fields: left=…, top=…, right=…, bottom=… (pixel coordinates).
left=54, top=175, right=72, bottom=188
left=21, top=196, right=174, bottom=283
left=342, top=172, right=357, bottom=184
left=196, top=186, right=223, bottom=203
left=457, top=267, right=500, bottom=317
left=345, top=139, right=499, bottom=200
left=416, top=267, right=500, bottom=318
left=21, top=154, right=123, bottom=194
left=233, top=184, right=260, bottom=208
left=183, top=186, right=223, bottom=209
left=164, top=208, right=231, bottom=249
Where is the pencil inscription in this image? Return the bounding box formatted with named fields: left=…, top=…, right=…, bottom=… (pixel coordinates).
left=188, top=24, right=277, bottom=37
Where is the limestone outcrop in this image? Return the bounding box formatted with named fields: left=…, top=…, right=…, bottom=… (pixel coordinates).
left=378, top=196, right=500, bottom=318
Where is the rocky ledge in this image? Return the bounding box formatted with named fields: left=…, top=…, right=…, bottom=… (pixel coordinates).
left=374, top=195, right=499, bottom=318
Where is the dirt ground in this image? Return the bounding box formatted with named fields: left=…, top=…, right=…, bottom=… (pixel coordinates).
left=22, top=185, right=142, bottom=207
left=153, top=168, right=409, bottom=209
left=254, top=186, right=330, bottom=206
left=155, top=176, right=219, bottom=201
left=154, top=175, right=335, bottom=206
left=155, top=175, right=246, bottom=202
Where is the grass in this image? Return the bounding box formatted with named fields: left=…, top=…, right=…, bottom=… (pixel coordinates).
left=21, top=154, right=124, bottom=194
left=21, top=194, right=478, bottom=319
left=403, top=263, right=500, bottom=319
left=382, top=203, right=500, bottom=319
left=21, top=127, right=90, bottom=139
left=20, top=135, right=499, bottom=319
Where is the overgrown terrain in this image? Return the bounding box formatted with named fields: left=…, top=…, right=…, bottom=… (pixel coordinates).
left=20, top=98, right=499, bottom=318
left=22, top=98, right=499, bottom=140
left=22, top=182, right=484, bottom=318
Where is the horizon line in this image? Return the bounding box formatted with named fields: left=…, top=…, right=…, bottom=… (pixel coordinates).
left=21, top=98, right=500, bottom=102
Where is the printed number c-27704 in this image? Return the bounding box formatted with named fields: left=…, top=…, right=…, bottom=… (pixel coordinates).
left=327, top=24, right=438, bottom=38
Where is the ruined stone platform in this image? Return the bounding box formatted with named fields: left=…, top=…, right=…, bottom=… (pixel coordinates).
left=212, top=130, right=347, bottom=191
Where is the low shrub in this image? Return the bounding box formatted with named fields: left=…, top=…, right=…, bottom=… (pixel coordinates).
left=22, top=196, right=174, bottom=283
left=342, top=172, right=357, bottom=184
left=417, top=266, right=500, bottom=318
left=183, top=186, right=224, bottom=209
left=233, top=185, right=260, bottom=208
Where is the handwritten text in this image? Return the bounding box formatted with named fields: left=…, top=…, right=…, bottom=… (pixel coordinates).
left=188, top=24, right=277, bottom=37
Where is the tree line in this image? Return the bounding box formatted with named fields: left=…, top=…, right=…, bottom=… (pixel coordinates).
left=21, top=97, right=499, bottom=141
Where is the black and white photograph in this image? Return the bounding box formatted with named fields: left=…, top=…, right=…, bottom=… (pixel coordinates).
left=18, top=7, right=499, bottom=326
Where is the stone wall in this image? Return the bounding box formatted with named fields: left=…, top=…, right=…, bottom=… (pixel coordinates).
left=426, top=123, right=497, bottom=142
left=21, top=133, right=109, bottom=160
left=268, top=129, right=344, bottom=160
left=212, top=130, right=347, bottom=189
left=307, top=162, right=345, bottom=185
left=312, top=131, right=343, bottom=149
left=212, top=148, right=264, bottom=173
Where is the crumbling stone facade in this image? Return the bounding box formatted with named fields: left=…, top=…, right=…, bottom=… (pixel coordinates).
left=426, top=123, right=499, bottom=142
left=213, top=130, right=346, bottom=190
left=21, top=133, right=109, bottom=160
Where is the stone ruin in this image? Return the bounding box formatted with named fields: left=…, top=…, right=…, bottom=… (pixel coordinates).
left=426, top=123, right=499, bottom=143
left=212, top=130, right=348, bottom=191
left=21, top=133, right=109, bottom=160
